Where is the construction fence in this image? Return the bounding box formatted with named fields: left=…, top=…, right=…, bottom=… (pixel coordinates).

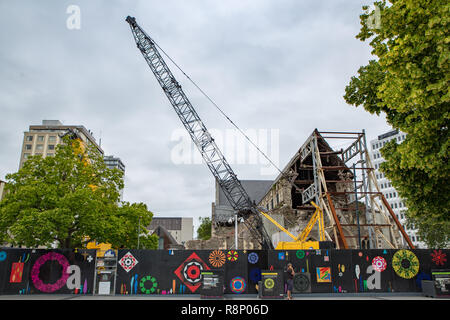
left=0, top=248, right=448, bottom=296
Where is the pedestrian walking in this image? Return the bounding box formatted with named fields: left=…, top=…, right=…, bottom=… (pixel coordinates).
left=285, top=262, right=295, bottom=300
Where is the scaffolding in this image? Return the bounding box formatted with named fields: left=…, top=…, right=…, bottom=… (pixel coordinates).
left=295, top=130, right=414, bottom=250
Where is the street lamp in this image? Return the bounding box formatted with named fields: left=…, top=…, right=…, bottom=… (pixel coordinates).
left=137, top=216, right=141, bottom=249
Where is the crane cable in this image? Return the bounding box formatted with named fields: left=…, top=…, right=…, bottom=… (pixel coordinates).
left=152, top=40, right=284, bottom=176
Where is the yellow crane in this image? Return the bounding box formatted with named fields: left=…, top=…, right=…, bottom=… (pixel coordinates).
left=258, top=201, right=325, bottom=250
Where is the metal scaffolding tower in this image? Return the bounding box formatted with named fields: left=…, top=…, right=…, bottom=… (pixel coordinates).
left=296, top=130, right=414, bottom=249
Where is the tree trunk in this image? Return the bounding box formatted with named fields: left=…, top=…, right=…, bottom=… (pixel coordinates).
left=63, top=237, right=71, bottom=249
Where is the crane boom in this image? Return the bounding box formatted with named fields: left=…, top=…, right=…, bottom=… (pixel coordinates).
left=126, top=16, right=274, bottom=249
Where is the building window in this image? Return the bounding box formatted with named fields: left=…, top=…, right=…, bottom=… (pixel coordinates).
left=48, top=144, right=55, bottom=150
left=23, top=153, right=30, bottom=159
left=26, top=136, right=33, bottom=142
left=48, top=136, right=57, bottom=142
left=36, top=144, right=44, bottom=151
left=37, top=136, right=45, bottom=142
left=271, top=199, right=274, bottom=210
left=46, top=153, right=54, bottom=157
left=25, top=144, right=32, bottom=150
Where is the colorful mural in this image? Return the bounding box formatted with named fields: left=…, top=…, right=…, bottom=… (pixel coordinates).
left=0, top=248, right=449, bottom=295
left=0, top=249, right=96, bottom=295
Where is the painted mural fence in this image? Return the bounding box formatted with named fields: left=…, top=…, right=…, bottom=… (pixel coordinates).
left=0, top=248, right=448, bottom=295
left=0, top=248, right=96, bottom=295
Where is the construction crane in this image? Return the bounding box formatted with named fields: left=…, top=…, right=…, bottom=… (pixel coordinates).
left=125, top=16, right=274, bottom=249
left=271, top=201, right=325, bottom=250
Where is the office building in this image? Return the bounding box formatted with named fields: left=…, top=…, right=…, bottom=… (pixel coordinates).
left=19, top=120, right=103, bottom=168
left=104, top=155, right=125, bottom=173
left=0, top=180, right=6, bottom=202
left=369, top=128, right=426, bottom=248
left=104, top=155, right=126, bottom=201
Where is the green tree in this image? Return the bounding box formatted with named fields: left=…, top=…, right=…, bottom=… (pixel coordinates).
left=344, top=0, right=449, bottom=247
left=0, top=136, right=157, bottom=249
left=197, top=216, right=211, bottom=240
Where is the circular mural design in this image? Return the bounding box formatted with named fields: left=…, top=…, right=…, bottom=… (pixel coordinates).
left=431, top=249, right=447, bottom=266
left=230, top=277, right=246, bottom=294
left=248, top=252, right=259, bottom=264
left=183, top=261, right=203, bottom=284
left=174, top=252, right=209, bottom=293
left=226, top=250, right=238, bottom=262
left=209, top=250, right=226, bottom=268
left=0, top=251, right=6, bottom=261
left=372, top=256, right=387, bottom=272
left=31, top=252, right=70, bottom=293
left=293, top=273, right=310, bottom=292
left=139, top=275, right=158, bottom=294
left=264, top=278, right=275, bottom=289
left=296, top=250, right=305, bottom=259
left=392, top=250, right=419, bottom=279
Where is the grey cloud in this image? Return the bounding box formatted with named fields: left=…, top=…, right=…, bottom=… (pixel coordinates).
left=0, top=0, right=392, bottom=236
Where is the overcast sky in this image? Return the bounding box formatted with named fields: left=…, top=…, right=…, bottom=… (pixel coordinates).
left=0, top=0, right=392, bottom=236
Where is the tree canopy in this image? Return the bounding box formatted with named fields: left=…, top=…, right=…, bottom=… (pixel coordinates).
left=197, top=216, right=212, bottom=240
left=0, top=136, right=158, bottom=249
left=344, top=0, right=449, bottom=247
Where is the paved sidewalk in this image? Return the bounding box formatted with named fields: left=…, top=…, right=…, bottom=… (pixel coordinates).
left=0, top=293, right=442, bottom=300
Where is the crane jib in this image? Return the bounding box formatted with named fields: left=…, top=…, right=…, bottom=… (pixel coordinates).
left=125, top=16, right=274, bottom=249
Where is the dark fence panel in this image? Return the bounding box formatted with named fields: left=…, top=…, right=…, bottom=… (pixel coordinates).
left=1, top=248, right=449, bottom=295
left=0, top=248, right=96, bottom=294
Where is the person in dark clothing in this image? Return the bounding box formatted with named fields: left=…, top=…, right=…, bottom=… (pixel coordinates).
left=285, top=263, right=295, bottom=300
left=362, top=236, right=370, bottom=249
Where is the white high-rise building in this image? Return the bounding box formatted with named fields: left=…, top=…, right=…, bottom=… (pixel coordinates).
left=369, top=129, right=426, bottom=248
left=104, top=155, right=126, bottom=201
